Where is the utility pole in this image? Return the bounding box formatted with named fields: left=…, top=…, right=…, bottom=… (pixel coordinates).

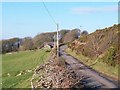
left=78, top=25, right=82, bottom=38
left=57, top=23, right=59, bottom=58
left=53, top=35, right=56, bottom=48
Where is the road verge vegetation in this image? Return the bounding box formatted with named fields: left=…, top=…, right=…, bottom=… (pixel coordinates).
left=65, top=48, right=118, bottom=80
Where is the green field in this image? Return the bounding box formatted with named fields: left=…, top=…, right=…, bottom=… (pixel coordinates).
left=2, top=49, right=50, bottom=88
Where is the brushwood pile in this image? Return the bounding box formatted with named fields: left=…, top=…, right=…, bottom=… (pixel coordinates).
left=32, top=49, right=83, bottom=88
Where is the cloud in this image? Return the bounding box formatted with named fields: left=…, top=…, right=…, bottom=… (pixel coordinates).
left=71, top=6, right=118, bottom=14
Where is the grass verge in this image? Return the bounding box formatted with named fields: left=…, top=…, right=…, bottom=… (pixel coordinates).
left=65, top=48, right=118, bottom=80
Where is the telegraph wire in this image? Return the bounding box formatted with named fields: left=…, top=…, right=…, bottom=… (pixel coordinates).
left=41, top=0, right=57, bottom=25
left=41, top=0, right=59, bottom=57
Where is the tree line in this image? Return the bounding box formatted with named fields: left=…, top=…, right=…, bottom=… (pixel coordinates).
left=1, top=29, right=88, bottom=54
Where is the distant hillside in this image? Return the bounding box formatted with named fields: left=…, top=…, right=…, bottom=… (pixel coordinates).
left=62, top=29, right=80, bottom=43
left=68, top=24, right=119, bottom=67
left=33, top=29, right=81, bottom=47
left=1, top=29, right=80, bottom=53
left=33, top=30, right=69, bottom=47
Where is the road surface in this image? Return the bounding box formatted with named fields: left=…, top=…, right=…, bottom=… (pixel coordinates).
left=59, top=45, right=118, bottom=88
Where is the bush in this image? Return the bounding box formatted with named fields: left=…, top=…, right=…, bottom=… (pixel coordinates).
left=101, top=46, right=117, bottom=67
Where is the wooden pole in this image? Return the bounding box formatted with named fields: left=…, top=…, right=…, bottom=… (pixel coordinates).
left=57, top=24, right=59, bottom=58
left=54, top=35, right=56, bottom=48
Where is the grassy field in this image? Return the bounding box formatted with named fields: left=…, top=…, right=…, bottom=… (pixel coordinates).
left=66, top=48, right=118, bottom=80
left=2, top=49, right=50, bottom=88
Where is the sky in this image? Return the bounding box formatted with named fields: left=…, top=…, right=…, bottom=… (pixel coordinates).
left=1, top=2, right=118, bottom=39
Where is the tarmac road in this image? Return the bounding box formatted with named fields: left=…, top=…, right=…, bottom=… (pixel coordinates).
left=59, top=45, right=118, bottom=88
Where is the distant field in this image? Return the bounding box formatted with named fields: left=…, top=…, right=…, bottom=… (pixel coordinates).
left=2, top=49, right=50, bottom=88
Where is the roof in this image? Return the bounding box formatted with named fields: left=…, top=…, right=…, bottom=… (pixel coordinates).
left=44, top=42, right=54, bottom=47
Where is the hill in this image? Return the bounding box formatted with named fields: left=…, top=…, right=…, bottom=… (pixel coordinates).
left=68, top=24, right=119, bottom=67
left=33, top=30, right=70, bottom=48
left=1, top=29, right=80, bottom=54
left=62, top=29, right=80, bottom=43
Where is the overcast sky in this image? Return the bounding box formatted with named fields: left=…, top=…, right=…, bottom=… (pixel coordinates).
left=1, top=2, right=118, bottom=39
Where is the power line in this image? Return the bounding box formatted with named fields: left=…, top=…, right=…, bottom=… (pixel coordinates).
left=41, top=0, right=57, bottom=25
left=41, top=0, right=60, bottom=57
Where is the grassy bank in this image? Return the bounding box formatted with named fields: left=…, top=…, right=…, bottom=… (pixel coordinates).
left=66, top=48, right=118, bottom=80
left=2, top=49, right=50, bottom=88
